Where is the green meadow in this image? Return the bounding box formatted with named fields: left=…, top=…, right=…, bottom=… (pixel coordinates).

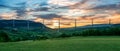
left=0, top=36, right=120, bottom=51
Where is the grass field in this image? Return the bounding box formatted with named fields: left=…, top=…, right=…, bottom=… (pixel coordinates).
left=0, top=36, right=120, bottom=51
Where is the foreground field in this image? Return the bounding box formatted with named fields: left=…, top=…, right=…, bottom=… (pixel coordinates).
left=0, top=36, right=120, bottom=51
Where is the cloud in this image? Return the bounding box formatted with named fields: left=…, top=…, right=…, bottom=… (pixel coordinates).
left=33, top=14, right=61, bottom=19
left=68, top=0, right=94, bottom=9
left=48, top=0, right=78, bottom=6
left=92, top=4, right=120, bottom=10
left=0, top=11, right=17, bottom=19
left=33, top=7, right=50, bottom=11
left=0, top=0, right=120, bottom=22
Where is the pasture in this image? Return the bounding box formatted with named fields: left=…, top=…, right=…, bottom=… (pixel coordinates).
left=0, top=36, right=120, bottom=51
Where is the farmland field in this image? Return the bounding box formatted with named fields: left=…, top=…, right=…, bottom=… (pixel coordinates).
left=0, top=36, right=120, bottom=51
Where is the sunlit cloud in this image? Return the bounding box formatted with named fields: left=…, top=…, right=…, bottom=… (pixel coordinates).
left=0, top=11, right=17, bottom=19
left=48, top=0, right=78, bottom=6
left=0, top=0, right=120, bottom=28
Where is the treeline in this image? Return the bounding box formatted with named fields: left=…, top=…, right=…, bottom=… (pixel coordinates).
left=0, top=27, right=120, bottom=42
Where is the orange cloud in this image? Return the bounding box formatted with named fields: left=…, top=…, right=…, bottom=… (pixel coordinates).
left=0, top=13, right=17, bottom=19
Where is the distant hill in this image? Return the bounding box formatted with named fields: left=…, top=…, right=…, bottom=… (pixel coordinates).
left=61, top=24, right=120, bottom=31
left=0, top=20, right=47, bottom=29
left=78, top=24, right=120, bottom=29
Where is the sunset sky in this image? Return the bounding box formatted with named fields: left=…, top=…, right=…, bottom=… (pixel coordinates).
left=0, top=0, right=120, bottom=28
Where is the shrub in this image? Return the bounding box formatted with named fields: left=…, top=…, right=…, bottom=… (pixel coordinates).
left=0, top=31, right=10, bottom=42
